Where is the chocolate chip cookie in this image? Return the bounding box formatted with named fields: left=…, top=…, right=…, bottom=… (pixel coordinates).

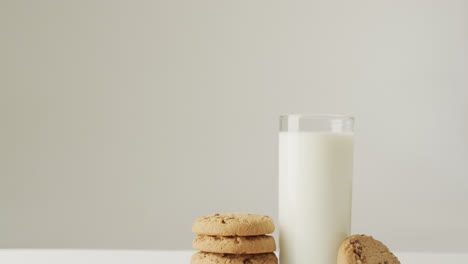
left=191, top=252, right=278, bottom=264
left=193, top=235, right=276, bottom=254
left=337, top=234, right=400, bottom=264
left=192, top=213, right=275, bottom=236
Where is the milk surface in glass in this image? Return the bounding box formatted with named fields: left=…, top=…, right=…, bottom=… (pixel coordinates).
left=279, top=115, right=354, bottom=264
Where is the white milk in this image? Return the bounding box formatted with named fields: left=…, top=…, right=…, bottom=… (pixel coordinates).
left=279, top=131, right=354, bottom=264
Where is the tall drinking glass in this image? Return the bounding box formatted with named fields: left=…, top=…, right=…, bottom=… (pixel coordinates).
left=279, top=114, right=354, bottom=264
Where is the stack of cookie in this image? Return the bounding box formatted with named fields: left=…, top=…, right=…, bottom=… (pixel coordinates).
left=191, top=213, right=278, bottom=264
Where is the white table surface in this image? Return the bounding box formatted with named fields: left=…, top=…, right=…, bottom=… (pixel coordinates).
left=1, top=250, right=467, bottom=264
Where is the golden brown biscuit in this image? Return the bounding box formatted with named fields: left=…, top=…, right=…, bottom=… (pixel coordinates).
left=192, top=213, right=275, bottom=236
left=193, top=235, right=276, bottom=254
left=337, top=234, right=400, bottom=264
left=191, top=252, right=278, bottom=264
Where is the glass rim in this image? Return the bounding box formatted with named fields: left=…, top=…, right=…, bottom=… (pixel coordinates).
left=279, top=114, right=354, bottom=120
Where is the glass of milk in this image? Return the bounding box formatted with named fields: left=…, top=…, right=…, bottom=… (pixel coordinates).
left=279, top=114, right=354, bottom=264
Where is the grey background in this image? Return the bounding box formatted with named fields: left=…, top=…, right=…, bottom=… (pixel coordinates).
left=1, top=0, right=468, bottom=252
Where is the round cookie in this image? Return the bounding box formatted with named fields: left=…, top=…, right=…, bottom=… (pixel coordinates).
left=193, top=235, right=276, bottom=254
left=191, top=252, right=278, bottom=264
left=192, top=213, right=275, bottom=236
left=337, top=234, right=400, bottom=264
